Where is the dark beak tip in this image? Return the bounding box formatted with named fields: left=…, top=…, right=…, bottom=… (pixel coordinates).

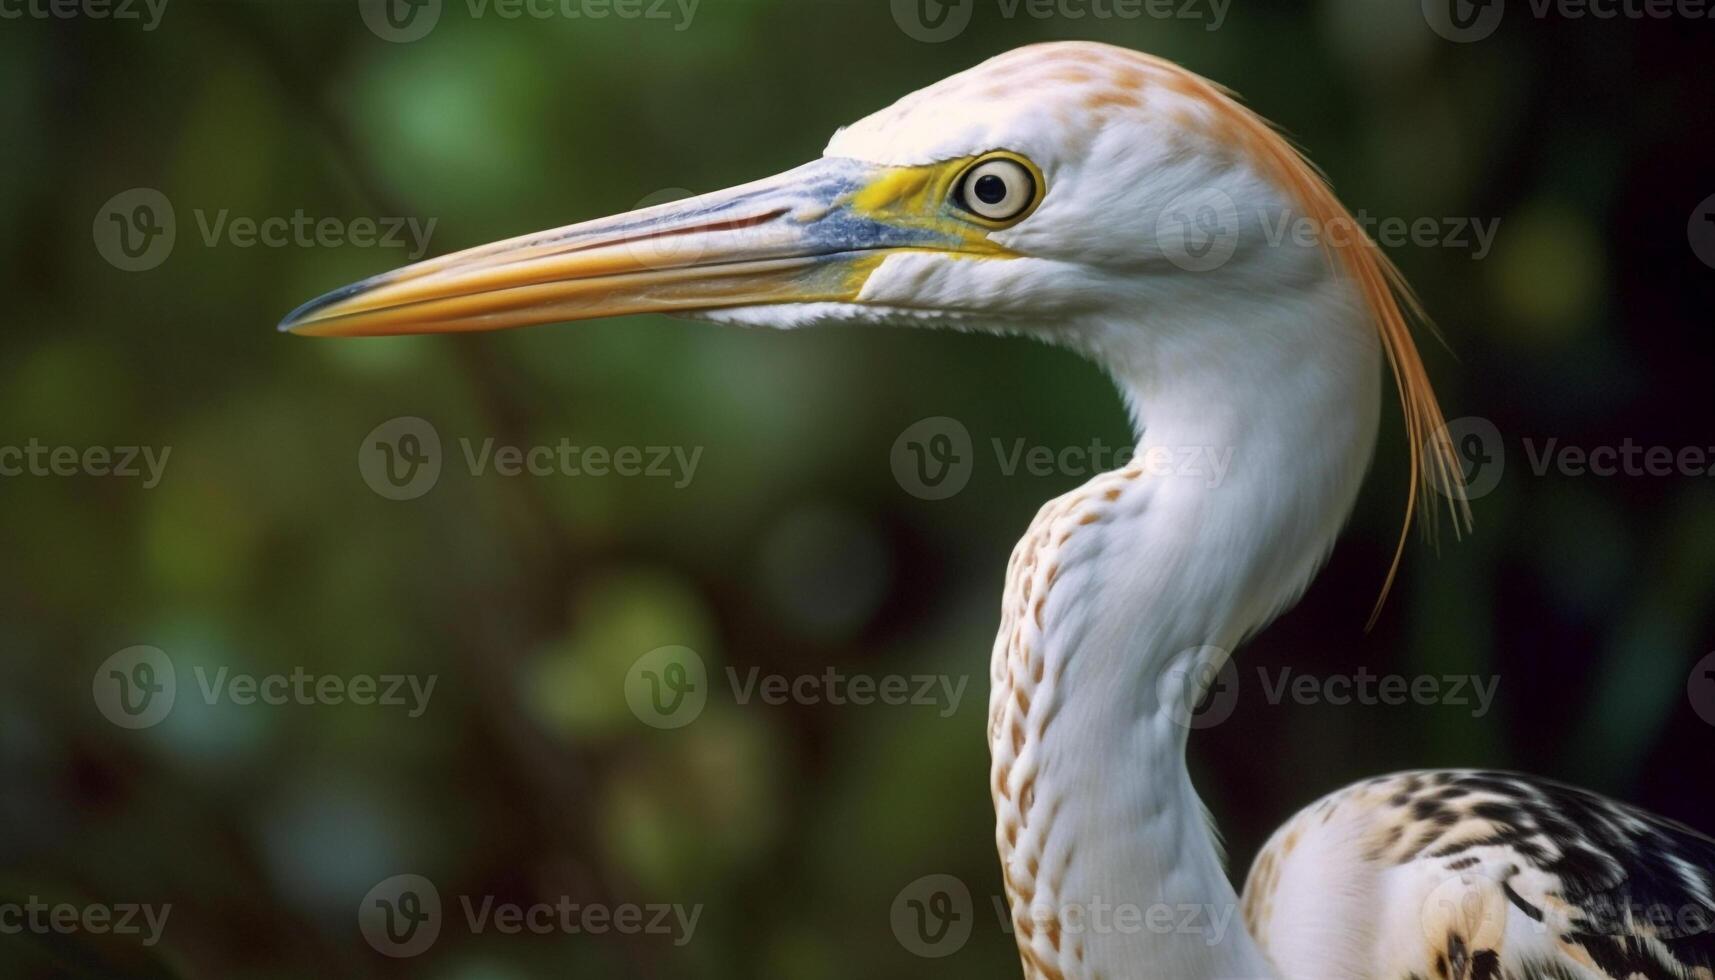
left=278, top=271, right=397, bottom=334
left=276, top=292, right=338, bottom=335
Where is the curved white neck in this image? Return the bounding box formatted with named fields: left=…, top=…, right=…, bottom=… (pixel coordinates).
left=991, top=296, right=1380, bottom=978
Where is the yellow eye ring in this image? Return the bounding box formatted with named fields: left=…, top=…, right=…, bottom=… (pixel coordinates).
left=951, top=152, right=1045, bottom=227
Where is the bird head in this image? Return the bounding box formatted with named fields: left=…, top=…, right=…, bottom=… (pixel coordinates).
left=281, top=41, right=1468, bottom=603
left=281, top=43, right=1315, bottom=339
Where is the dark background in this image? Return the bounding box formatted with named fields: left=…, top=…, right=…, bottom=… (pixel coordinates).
left=3, top=0, right=1713, bottom=976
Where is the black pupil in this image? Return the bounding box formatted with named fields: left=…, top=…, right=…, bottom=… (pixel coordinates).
left=973, top=173, right=1010, bottom=206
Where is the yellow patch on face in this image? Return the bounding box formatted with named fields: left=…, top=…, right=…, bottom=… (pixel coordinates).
left=849, top=162, right=944, bottom=216
left=841, top=153, right=1042, bottom=260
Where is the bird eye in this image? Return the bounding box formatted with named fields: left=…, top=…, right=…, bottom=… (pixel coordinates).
left=954, top=157, right=1039, bottom=223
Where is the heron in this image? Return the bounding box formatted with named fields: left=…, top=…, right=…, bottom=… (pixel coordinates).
left=282, top=42, right=1715, bottom=980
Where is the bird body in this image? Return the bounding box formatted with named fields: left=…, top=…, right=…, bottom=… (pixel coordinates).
left=282, top=41, right=1715, bottom=980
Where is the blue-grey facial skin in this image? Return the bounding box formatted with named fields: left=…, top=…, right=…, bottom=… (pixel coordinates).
left=278, top=156, right=965, bottom=334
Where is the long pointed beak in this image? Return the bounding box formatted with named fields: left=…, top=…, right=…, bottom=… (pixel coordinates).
left=278, top=157, right=980, bottom=337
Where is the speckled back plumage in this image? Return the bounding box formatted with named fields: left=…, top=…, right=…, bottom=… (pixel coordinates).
left=1245, top=770, right=1715, bottom=980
